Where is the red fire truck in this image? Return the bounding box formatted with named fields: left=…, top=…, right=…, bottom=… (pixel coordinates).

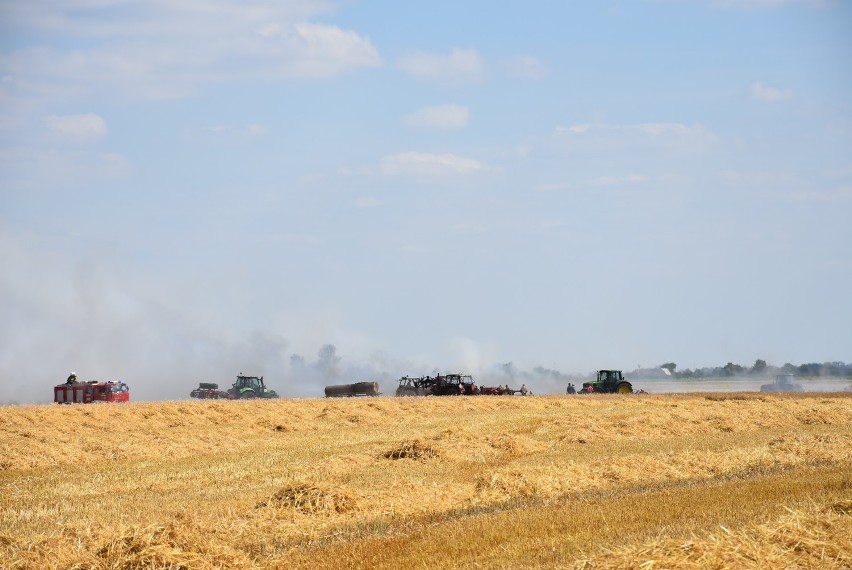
left=54, top=380, right=130, bottom=404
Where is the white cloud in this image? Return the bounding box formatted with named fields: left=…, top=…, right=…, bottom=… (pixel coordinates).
left=0, top=4, right=381, bottom=102
left=0, top=1, right=336, bottom=38
left=502, top=55, right=548, bottom=80
left=398, top=48, right=484, bottom=84
left=43, top=113, right=108, bottom=142
left=403, top=104, right=469, bottom=130
left=245, top=123, right=268, bottom=136
left=201, top=123, right=269, bottom=140
left=380, top=152, right=483, bottom=177
left=282, top=22, right=382, bottom=78
left=750, top=81, right=794, bottom=102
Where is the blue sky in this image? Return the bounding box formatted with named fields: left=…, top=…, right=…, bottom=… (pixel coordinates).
left=1, top=0, right=850, bottom=402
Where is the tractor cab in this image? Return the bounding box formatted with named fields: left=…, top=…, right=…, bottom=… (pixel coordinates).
left=236, top=375, right=264, bottom=391
left=599, top=370, right=622, bottom=385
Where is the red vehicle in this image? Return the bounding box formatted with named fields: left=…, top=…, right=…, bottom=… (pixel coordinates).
left=190, top=382, right=228, bottom=399
left=54, top=380, right=130, bottom=404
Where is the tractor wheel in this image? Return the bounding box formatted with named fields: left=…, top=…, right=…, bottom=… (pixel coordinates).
left=240, top=390, right=257, bottom=399
left=616, top=383, right=633, bottom=394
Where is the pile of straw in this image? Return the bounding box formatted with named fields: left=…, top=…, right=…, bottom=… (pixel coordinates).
left=259, top=482, right=358, bottom=515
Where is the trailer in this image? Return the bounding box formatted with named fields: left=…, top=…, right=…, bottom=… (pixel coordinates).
left=54, top=380, right=130, bottom=404
left=190, top=382, right=228, bottom=399
left=324, top=382, right=380, bottom=397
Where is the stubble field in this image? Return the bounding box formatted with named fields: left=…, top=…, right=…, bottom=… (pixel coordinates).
left=1, top=392, right=851, bottom=569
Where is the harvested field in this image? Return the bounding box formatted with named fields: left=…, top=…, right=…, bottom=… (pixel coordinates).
left=1, top=392, right=851, bottom=568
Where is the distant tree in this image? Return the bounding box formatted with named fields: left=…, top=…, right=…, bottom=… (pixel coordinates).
left=316, top=344, right=341, bottom=378
left=722, top=362, right=744, bottom=377
left=290, top=354, right=306, bottom=369
left=798, top=363, right=822, bottom=376
left=751, top=359, right=768, bottom=374
left=660, top=362, right=677, bottom=373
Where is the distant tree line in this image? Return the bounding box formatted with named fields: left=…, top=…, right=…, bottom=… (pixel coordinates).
left=635, top=360, right=852, bottom=379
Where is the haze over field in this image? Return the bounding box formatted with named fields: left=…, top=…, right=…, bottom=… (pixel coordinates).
left=1, top=1, right=851, bottom=403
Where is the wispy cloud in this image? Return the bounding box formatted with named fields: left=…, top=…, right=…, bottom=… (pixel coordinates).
left=43, top=113, right=108, bottom=142
left=501, top=55, right=548, bottom=80
left=718, top=169, right=800, bottom=185
left=403, top=104, right=470, bottom=130
left=201, top=123, right=270, bottom=140
left=588, top=174, right=649, bottom=186
left=0, top=4, right=381, bottom=102
left=783, top=187, right=852, bottom=203
left=452, top=223, right=487, bottom=234
left=0, top=147, right=131, bottom=185
left=750, top=81, right=794, bottom=102
left=558, top=123, right=708, bottom=136
left=354, top=197, right=381, bottom=208
left=554, top=122, right=717, bottom=152
left=398, top=48, right=484, bottom=84
left=379, top=152, right=483, bottom=177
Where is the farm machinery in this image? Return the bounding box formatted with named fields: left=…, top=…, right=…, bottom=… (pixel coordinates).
left=760, top=374, right=803, bottom=393
left=324, top=381, right=380, bottom=397
left=578, top=370, right=633, bottom=394
left=395, top=373, right=525, bottom=396
left=190, top=382, right=228, bottom=399
left=429, top=373, right=478, bottom=396
left=395, top=375, right=428, bottom=396
left=54, top=373, right=130, bottom=404
left=227, top=374, right=279, bottom=399
left=394, top=373, right=477, bottom=396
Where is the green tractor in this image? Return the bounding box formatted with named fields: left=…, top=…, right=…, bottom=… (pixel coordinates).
left=227, top=374, right=279, bottom=399
left=580, top=370, right=633, bottom=394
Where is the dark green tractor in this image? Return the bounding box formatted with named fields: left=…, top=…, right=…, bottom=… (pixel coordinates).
left=227, top=374, right=279, bottom=399
left=580, top=370, right=633, bottom=394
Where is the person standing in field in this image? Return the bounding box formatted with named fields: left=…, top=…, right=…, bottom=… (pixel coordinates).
left=520, top=384, right=528, bottom=395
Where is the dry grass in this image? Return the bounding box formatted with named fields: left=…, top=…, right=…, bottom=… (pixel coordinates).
left=1, top=393, right=850, bottom=569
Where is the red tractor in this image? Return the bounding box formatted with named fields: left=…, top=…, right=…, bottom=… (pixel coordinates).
left=54, top=379, right=130, bottom=404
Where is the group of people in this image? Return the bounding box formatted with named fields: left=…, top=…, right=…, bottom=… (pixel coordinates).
left=457, top=383, right=530, bottom=395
